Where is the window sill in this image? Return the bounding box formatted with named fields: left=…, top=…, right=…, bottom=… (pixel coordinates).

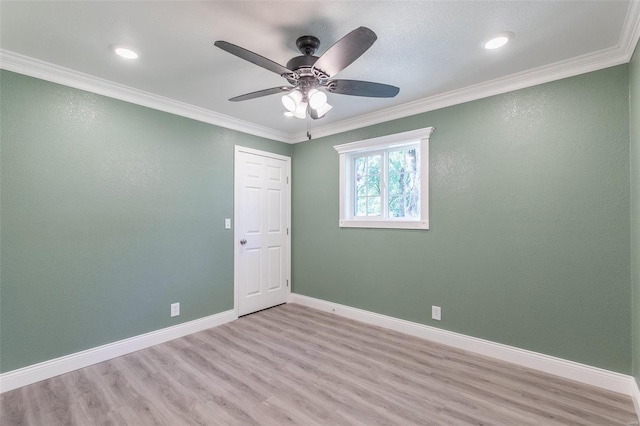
left=339, top=219, right=429, bottom=230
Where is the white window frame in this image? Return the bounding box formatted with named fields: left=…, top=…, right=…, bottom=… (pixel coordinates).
left=334, top=127, right=434, bottom=230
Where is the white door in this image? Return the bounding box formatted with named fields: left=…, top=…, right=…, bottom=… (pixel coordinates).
left=234, top=146, right=290, bottom=316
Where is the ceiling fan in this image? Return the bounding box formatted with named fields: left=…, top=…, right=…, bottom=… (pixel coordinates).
left=214, top=27, right=399, bottom=120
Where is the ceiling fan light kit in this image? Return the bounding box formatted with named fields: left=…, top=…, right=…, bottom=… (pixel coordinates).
left=281, top=88, right=331, bottom=120
left=215, top=26, right=399, bottom=121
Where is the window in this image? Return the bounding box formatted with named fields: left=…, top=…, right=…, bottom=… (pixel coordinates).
left=334, top=127, right=434, bottom=230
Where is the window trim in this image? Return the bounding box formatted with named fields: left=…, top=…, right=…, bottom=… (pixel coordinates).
left=334, top=127, right=435, bottom=230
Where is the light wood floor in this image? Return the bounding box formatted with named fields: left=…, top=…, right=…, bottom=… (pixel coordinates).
left=1, top=303, right=637, bottom=425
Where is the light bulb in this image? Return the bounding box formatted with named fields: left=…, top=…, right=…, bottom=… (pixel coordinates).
left=308, top=89, right=328, bottom=110
left=281, top=90, right=303, bottom=112
left=113, top=46, right=138, bottom=59
left=293, top=101, right=308, bottom=119
left=483, top=32, right=513, bottom=50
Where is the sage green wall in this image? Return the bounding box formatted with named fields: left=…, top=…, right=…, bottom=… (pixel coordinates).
left=0, top=70, right=291, bottom=373
left=631, top=44, right=640, bottom=385
left=292, top=65, right=631, bottom=373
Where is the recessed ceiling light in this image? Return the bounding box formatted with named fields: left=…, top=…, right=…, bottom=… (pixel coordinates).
left=483, top=32, right=514, bottom=50
left=111, top=45, right=139, bottom=59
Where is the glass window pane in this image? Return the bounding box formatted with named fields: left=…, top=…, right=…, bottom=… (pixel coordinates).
left=368, top=196, right=381, bottom=216
left=389, top=150, right=403, bottom=173
left=406, top=194, right=420, bottom=217
left=355, top=196, right=367, bottom=216
left=388, top=172, right=401, bottom=195
left=355, top=157, right=366, bottom=179
left=389, top=148, right=418, bottom=172
left=389, top=196, right=404, bottom=218
left=406, top=148, right=418, bottom=173
left=357, top=182, right=366, bottom=196
left=349, top=144, right=421, bottom=221
left=367, top=155, right=381, bottom=176
left=366, top=174, right=380, bottom=196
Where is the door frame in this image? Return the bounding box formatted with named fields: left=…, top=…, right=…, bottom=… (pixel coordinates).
left=233, top=145, right=291, bottom=316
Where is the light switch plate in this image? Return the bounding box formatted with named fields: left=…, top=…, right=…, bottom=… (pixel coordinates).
left=224, top=218, right=231, bottom=229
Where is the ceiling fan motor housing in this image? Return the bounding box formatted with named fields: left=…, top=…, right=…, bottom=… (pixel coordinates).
left=286, top=60, right=329, bottom=90
left=286, top=55, right=318, bottom=72
left=296, top=35, right=321, bottom=55
left=286, top=35, right=330, bottom=86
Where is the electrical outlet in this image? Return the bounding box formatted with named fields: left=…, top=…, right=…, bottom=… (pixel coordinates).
left=431, top=305, right=441, bottom=321
left=171, top=303, right=180, bottom=317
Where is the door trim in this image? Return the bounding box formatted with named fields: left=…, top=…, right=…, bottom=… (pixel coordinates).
left=233, top=145, right=291, bottom=316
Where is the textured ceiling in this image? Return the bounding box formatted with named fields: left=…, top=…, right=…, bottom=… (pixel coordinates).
left=1, top=1, right=639, bottom=142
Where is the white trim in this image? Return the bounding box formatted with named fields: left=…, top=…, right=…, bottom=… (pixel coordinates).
left=234, top=145, right=291, bottom=162
left=233, top=146, right=292, bottom=317
left=0, top=309, right=237, bottom=394
left=621, top=0, right=640, bottom=60
left=291, top=4, right=640, bottom=144
left=632, top=378, right=640, bottom=424
left=338, top=219, right=429, bottom=230
left=0, top=50, right=293, bottom=144
left=292, top=46, right=631, bottom=142
left=2, top=0, right=639, bottom=146
left=289, top=293, right=636, bottom=397
left=333, top=127, right=435, bottom=154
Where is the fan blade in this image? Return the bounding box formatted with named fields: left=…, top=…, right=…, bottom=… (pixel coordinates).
left=229, top=86, right=293, bottom=102
left=326, top=80, right=399, bottom=97
left=312, top=27, right=377, bottom=77
left=215, top=41, right=293, bottom=76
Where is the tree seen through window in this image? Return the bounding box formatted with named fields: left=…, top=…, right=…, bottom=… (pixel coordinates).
left=354, top=147, right=419, bottom=218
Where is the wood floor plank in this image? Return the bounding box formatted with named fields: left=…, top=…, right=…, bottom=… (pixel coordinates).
left=244, top=309, right=576, bottom=424
left=1, top=303, right=637, bottom=425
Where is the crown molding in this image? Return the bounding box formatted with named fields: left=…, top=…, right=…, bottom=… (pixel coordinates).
left=621, top=0, right=640, bottom=59
left=293, top=2, right=640, bottom=143
left=2, top=0, right=639, bottom=145
left=294, top=48, right=636, bottom=143
left=0, top=50, right=293, bottom=143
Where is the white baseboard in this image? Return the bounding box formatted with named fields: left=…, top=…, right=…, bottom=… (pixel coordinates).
left=0, top=309, right=237, bottom=393
left=632, top=378, right=640, bottom=424
left=3, top=295, right=637, bottom=420
left=290, top=293, right=636, bottom=398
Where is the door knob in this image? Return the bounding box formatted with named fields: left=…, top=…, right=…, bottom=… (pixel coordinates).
left=240, top=239, right=247, bottom=245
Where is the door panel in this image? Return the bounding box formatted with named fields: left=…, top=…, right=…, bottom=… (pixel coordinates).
left=267, top=246, right=282, bottom=291
left=235, top=147, right=290, bottom=316
left=267, top=189, right=282, bottom=232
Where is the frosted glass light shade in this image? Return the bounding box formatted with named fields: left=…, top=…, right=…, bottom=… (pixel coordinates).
left=282, top=90, right=303, bottom=112
left=293, top=101, right=308, bottom=119
left=308, top=89, right=328, bottom=110
left=314, top=102, right=332, bottom=118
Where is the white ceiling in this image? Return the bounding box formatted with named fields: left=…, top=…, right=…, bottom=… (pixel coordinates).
left=1, top=1, right=639, bottom=143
